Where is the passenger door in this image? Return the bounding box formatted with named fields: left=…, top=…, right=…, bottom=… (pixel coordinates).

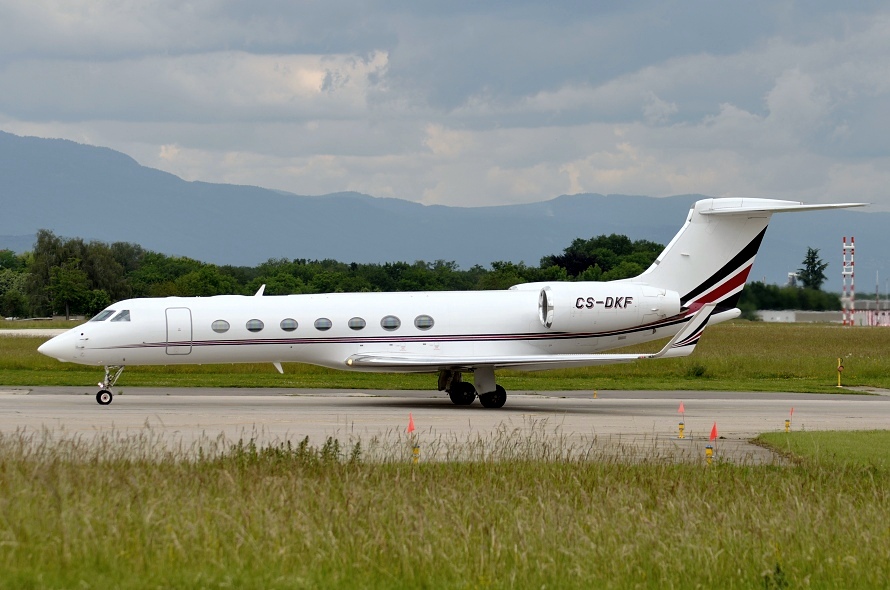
left=165, top=307, right=193, bottom=355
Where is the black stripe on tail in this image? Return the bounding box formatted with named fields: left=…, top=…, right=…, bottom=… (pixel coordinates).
left=680, top=226, right=767, bottom=308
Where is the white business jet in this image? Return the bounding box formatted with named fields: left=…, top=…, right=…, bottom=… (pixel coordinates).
left=38, top=198, right=863, bottom=407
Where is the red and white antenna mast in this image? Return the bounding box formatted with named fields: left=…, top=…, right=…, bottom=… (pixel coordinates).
left=842, top=236, right=855, bottom=326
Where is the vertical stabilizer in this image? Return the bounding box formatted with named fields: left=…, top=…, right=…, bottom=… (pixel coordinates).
left=629, top=198, right=865, bottom=310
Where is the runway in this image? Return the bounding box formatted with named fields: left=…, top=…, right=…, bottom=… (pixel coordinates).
left=1, top=387, right=888, bottom=464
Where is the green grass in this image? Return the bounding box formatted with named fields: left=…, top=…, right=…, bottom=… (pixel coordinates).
left=757, top=430, right=890, bottom=469
left=0, top=429, right=888, bottom=589
left=4, top=321, right=890, bottom=391
left=5, top=321, right=887, bottom=587
left=0, top=318, right=81, bottom=329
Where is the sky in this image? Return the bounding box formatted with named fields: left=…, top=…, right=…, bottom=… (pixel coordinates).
left=1, top=1, right=889, bottom=209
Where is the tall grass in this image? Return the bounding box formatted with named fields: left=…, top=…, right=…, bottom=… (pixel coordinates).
left=4, top=321, right=890, bottom=391
left=0, top=429, right=888, bottom=588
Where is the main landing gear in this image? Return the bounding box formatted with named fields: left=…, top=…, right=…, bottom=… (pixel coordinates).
left=438, top=369, right=508, bottom=409
left=95, top=365, right=125, bottom=405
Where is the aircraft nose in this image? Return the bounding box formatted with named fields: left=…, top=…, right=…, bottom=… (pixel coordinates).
left=38, top=333, right=72, bottom=361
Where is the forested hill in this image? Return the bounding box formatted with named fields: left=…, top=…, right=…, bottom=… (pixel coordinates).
left=0, top=130, right=884, bottom=288
left=1, top=230, right=668, bottom=318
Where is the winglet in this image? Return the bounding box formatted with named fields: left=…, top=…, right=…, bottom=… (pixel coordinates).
left=646, top=303, right=718, bottom=360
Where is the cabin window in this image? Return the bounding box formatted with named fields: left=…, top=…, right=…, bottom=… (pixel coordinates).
left=280, top=318, right=298, bottom=332
left=348, top=317, right=366, bottom=330
left=246, top=319, right=264, bottom=332
left=90, top=310, right=115, bottom=322
left=414, top=315, right=434, bottom=330
left=111, top=310, right=131, bottom=322
left=314, top=318, right=332, bottom=331
left=381, top=315, right=401, bottom=331
left=211, top=320, right=230, bottom=333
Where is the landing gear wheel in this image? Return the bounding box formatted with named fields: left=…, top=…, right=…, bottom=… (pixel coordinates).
left=448, top=382, right=476, bottom=405
left=96, top=389, right=113, bottom=405
left=94, top=365, right=125, bottom=406
left=478, top=385, right=507, bottom=409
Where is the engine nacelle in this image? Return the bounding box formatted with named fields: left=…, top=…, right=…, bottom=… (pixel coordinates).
left=535, top=282, right=681, bottom=332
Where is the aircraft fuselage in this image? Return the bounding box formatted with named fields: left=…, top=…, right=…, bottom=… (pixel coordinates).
left=41, top=284, right=684, bottom=371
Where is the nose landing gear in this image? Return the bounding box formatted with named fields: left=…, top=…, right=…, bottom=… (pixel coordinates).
left=95, top=365, right=125, bottom=405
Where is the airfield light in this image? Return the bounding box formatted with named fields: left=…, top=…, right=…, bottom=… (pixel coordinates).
left=678, top=402, right=685, bottom=438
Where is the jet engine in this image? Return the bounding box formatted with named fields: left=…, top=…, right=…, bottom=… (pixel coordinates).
left=534, top=283, right=681, bottom=332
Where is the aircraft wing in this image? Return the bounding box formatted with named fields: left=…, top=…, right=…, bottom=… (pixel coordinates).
left=345, top=303, right=717, bottom=372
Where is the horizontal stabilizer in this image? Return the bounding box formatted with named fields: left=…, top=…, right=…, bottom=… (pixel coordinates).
left=698, top=199, right=866, bottom=216
left=345, top=304, right=718, bottom=372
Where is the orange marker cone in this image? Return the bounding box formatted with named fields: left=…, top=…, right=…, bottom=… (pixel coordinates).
left=407, top=413, right=415, bottom=433
left=709, top=422, right=718, bottom=441
left=678, top=401, right=685, bottom=415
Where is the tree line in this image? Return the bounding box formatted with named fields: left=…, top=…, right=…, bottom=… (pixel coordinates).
left=0, top=230, right=837, bottom=319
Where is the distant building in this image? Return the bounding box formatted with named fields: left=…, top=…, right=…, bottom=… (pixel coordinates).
left=755, top=300, right=890, bottom=325
left=755, top=310, right=840, bottom=323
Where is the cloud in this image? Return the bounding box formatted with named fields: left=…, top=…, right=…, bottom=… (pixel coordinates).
left=423, top=124, right=475, bottom=158
left=0, top=50, right=389, bottom=122
left=0, top=1, right=393, bottom=59
left=2, top=2, right=890, bottom=209
left=642, top=92, right=678, bottom=125
left=158, top=143, right=181, bottom=161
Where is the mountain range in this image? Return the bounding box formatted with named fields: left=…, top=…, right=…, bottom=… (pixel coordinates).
left=1, top=130, right=884, bottom=292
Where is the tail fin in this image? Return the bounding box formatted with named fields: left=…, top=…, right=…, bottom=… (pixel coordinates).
left=630, top=198, right=865, bottom=310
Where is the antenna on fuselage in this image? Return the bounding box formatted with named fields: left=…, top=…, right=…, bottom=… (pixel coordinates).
left=255, top=284, right=266, bottom=296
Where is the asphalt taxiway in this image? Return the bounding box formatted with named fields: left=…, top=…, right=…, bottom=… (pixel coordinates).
left=1, top=387, right=887, bottom=464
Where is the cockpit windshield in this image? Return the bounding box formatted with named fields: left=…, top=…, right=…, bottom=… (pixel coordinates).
left=111, top=310, right=131, bottom=322
left=90, top=310, right=116, bottom=322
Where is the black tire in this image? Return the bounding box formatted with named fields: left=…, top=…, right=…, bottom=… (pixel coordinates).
left=448, top=382, right=476, bottom=405
left=478, top=385, right=507, bottom=408
left=96, top=389, right=113, bottom=405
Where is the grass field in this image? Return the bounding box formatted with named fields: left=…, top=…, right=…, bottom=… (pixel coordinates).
left=757, top=429, right=890, bottom=469
left=3, top=321, right=889, bottom=392
left=3, top=321, right=888, bottom=587
left=0, top=319, right=80, bottom=330
left=0, top=429, right=887, bottom=589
